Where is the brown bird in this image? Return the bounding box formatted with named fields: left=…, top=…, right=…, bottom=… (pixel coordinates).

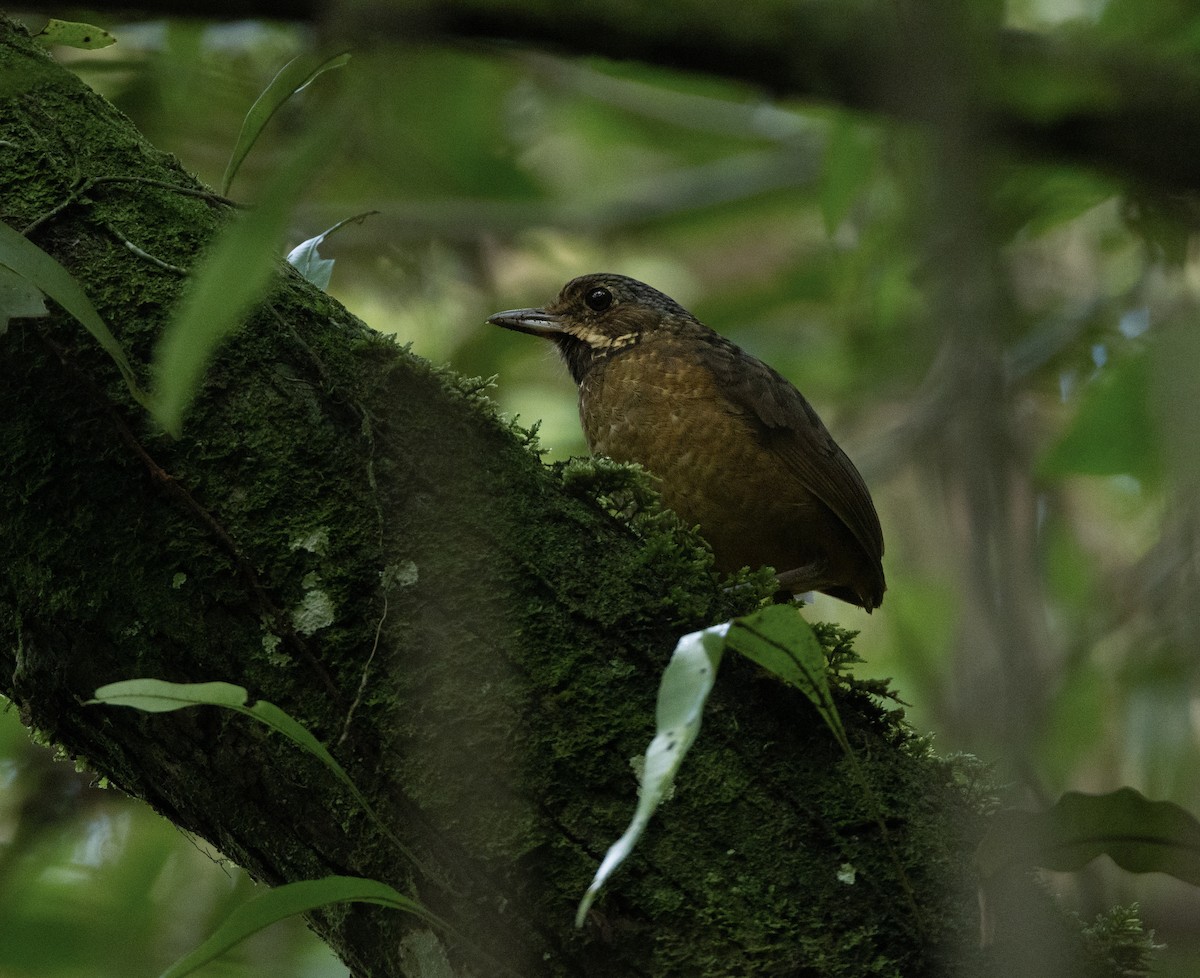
left=488, top=274, right=885, bottom=610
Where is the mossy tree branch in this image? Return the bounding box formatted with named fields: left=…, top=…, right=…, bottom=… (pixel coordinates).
left=0, top=17, right=1140, bottom=978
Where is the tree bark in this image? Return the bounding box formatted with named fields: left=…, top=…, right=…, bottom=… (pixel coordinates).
left=0, top=17, right=1131, bottom=978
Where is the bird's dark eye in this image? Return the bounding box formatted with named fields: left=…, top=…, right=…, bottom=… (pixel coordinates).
left=584, top=286, right=613, bottom=312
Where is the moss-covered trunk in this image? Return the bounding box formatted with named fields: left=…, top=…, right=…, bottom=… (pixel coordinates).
left=0, top=17, right=1131, bottom=978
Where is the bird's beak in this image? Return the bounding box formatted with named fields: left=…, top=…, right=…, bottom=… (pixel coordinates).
left=487, top=307, right=567, bottom=338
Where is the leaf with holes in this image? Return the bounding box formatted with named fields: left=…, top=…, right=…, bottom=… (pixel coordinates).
left=575, top=621, right=727, bottom=927
left=34, top=18, right=116, bottom=49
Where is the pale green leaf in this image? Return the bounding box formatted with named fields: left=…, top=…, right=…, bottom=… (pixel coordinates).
left=221, top=52, right=350, bottom=196
left=286, top=210, right=378, bottom=290
left=89, top=678, right=249, bottom=712
left=575, top=622, right=726, bottom=927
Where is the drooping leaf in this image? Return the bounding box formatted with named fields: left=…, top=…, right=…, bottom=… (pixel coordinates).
left=977, top=787, right=1200, bottom=886
left=575, top=622, right=727, bottom=926
left=221, top=51, right=350, bottom=196
left=286, top=237, right=334, bottom=290
left=158, top=876, right=423, bottom=978
left=576, top=605, right=865, bottom=925
left=726, top=603, right=849, bottom=753
left=286, top=210, right=378, bottom=290
left=0, top=220, right=148, bottom=406
left=89, top=678, right=422, bottom=870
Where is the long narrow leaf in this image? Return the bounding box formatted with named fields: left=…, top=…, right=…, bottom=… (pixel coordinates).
left=89, top=678, right=247, bottom=712
left=89, top=679, right=376, bottom=821
left=575, top=622, right=727, bottom=926
left=0, top=219, right=148, bottom=405
left=88, top=678, right=419, bottom=865
left=151, top=127, right=334, bottom=435
left=247, top=698, right=380, bottom=819
left=158, top=876, right=422, bottom=978
left=221, top=52, right=349, bottom=195
left=88, top=680, right=518, bottom=973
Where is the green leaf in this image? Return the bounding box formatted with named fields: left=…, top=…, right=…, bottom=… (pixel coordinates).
left=576, top=606, right=857, bottom=925
left=0, top=220, right=148, bottom=406
left=90, top=679, right=369, bottom=826
left=221, top=52, right=350, bottom=196
left=246, top=698, right=365, bottom=803
left=575, top=622, right=726, bottom=927
left=286, top=210, right=378, bottom=290
left=977, top=787, right=1200, bottom=885
left=0, top=263, right=48, bottom=332
left=158, top=876, right=422, bottom=978
left=726, top=604, right=849, bottom=753
left=34, top=19, right=117, bottom=50
left=89, top=678, right=248, bottom=712
left=151, top=127, right=335, bottom=436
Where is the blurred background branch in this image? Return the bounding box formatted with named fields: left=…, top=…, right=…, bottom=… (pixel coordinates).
left=74, top=0, right=1200, bottom=195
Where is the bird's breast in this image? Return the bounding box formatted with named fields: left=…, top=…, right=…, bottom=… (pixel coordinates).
left=577, top=347, right=838, bottom=572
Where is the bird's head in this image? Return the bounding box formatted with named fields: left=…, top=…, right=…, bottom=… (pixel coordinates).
left=488, top=273, right=693, bottom=384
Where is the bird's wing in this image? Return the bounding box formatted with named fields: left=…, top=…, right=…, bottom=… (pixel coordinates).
left=703, top=335, right=884, bottom=565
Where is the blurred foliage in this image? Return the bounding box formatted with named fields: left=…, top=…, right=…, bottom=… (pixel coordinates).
left=6, top=1, right=1200, bottom=975
left=0, top=705, right=343, bottom=977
